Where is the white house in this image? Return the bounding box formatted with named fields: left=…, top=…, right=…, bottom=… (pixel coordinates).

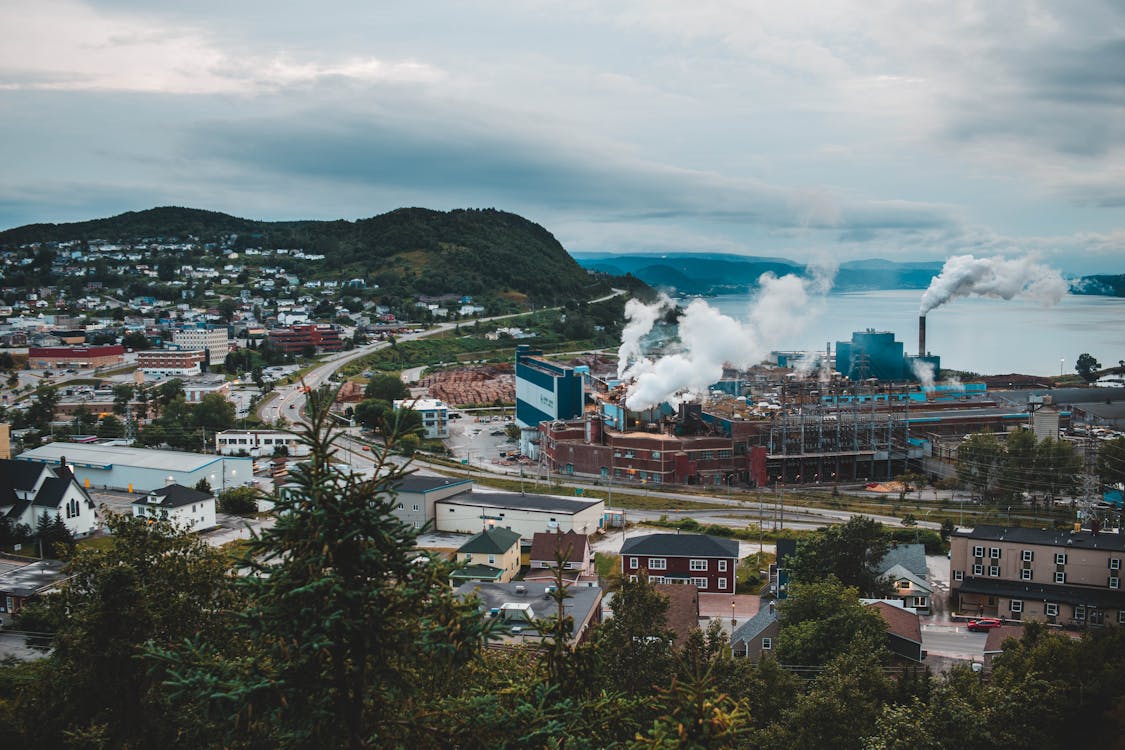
left=393, top=397, right=449, bottom=439
left=130, top=484, right=217, bottom=533
left=0, top=458, right=98, bottom=537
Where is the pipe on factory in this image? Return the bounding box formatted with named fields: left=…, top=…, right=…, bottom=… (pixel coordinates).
left=918, top=315, right=926, bottom=357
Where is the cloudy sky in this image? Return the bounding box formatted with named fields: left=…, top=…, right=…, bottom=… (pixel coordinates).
left=1, top=0, right=1123, bottom=272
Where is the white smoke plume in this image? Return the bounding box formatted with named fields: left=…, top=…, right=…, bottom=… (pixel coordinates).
left=622, top=268, right=835, bottom=410
left=616, top=294, right=674, bottom=379
left=911, top=359, right=936, bottom=392
left=919, top=254, right=1067, bottom=315
left=943, top=374, right=965, bottom=392
left=792, top=351, right=820, bottom=379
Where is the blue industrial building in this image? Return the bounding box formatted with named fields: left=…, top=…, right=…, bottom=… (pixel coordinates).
left=835, top=329, right=940, bottom=382
left=514, top=345, right=584, bottom=429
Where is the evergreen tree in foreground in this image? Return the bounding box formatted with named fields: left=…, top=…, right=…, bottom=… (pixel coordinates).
left=156, top=386, right=490, bottom=749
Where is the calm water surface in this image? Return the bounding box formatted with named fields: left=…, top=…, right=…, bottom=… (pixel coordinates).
left=699, top=290, right=1125, bottom=376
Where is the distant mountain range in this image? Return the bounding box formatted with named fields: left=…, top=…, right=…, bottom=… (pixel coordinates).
left=573, top=252, right=944, bottom=295
left=574, top=251, right=1125, bottom=298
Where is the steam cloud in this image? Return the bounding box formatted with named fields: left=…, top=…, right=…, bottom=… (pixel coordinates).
left=919, top=254, right=1067, bottom=315
left=618, top=268, right=834, bottom=410
left=911, top=360, right=936, bottom=392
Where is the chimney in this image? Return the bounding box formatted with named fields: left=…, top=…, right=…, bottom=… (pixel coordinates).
left=918, top=315, right=927, bottom=357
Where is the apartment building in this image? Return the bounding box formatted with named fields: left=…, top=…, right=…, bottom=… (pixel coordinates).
left=172, top=325, right=230, bottom=365
left=950, top=525, right=1125, bottom=627
left=136, top=348, right=205, bottom=377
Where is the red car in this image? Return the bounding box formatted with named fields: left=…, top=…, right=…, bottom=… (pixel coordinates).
left=967, top=618, right=1002, bottom=632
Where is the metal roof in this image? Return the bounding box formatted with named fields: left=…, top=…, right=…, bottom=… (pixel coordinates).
left=17, top=442, right=233, bottom=473
left=621, top=533, right=740, bottom=559
left=955, top=524, right=1125, bottom=552
left=442, top=490, right=602, bottom=515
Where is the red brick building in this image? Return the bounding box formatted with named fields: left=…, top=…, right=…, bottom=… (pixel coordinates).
left=27, top=345, right=125, bottom=369
left=267, top=324, right=344, bottom=353
left=538, top=418, right=768, bottom=487
left=621, top=533, right=740, bottom=592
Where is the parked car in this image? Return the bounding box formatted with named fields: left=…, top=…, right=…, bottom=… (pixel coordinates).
left=967, top=618, right=1002, bottom=632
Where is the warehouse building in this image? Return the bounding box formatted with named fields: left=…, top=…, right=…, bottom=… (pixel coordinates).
left=435, top=489, right=604, bottom=537
left=16, top=442, right=253, bottom=493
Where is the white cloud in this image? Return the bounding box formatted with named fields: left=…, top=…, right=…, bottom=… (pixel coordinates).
left=0, top=0, right=443, bottom=94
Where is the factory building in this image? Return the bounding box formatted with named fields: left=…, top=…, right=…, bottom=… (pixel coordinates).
left=515, top=345, right=584, bottom=428
left=834, top=329, right=940, bottom=383
left=16, top=442, right=253, bottom=493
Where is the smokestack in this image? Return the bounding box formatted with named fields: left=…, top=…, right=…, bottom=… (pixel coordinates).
left=918, top=315, right=926, bottom=357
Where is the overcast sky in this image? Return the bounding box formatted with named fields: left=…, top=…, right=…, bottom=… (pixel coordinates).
left=1, top=0, right=1123, bottom=273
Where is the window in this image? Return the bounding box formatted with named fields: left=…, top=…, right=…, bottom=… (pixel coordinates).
left=653, top=576, right=666, bottom=584
left=488, top=555, right=495, bottom=564
left=1021, top=568, right=1033, bottom=581
left=1055, top=571, right=1067, bottom=584
left=954, top=570, right=964, bottom=581
left=761, top=637, right=772, bottom=650
left=628, top=575, right=637, bottom=582
left=690, top=559, right=708, bottom=571
left=449, top=508, right=455, bottom=512
left=989, top=565, right=1000, bottom=577
left=1076, top=605, right=1086, bottom=620
left=412, top=521, right=419, bottom=528
left=1119, top=610, right=1125, bottom=625
left=990, top=547, right=1001, bottom=559
left=464, top=553, right=471, bottom=561
left=973, top=564, right=983, bottom=576
left=1045, top=603, right=1058, bottom=617
left=652, top=451, right=660, bottom=459
left=397, top=503, right=403, bottom=509
left=1022, top=550, right=1034, bottom=562
left=1111, top=558, right=1121, bottom=571
left=648, top=558, right=667, bottom=570
left=718, top=560, right=727, bottom=572
left=1011, top=600, right=1023, bottom=613
left=691, top=577, right=707, bottom=589
left=1055, top=552, right=1067, bottom=565
left=718, top=578, right=727, bottom=589
left=412, top=504, right=420, bottom=512
left=1110, top=577, right=1120, bottom=589
left=630, top=557, right=638, bottom=569
left=973, top=545, right=984, bottom=558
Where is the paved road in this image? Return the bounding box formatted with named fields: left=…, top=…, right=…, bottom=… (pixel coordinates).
left=921, top=624, right=988, bottom=661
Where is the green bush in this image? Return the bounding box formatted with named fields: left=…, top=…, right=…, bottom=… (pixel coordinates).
left=218, top=487, right=259, bottom=516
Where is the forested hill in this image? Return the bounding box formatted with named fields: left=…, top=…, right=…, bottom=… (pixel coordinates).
left=0, top=206, right=610, bottom=305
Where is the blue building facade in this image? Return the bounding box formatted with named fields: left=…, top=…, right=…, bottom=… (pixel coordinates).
left=514, top=345, right=584, bottom=429
left=835, top=329, right=940, bottom=382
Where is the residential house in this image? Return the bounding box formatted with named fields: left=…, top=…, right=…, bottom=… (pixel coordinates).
left=0, top=458, right=98, bottom=537
left=0, top=559, right=70, bottom=619
left=877, top=543, right=933, bottom=614
left=454, top=580, right=603, bottom=648
left=865, top=600, right=925, bottom=662
left=130, top=483, right=217, bottom=533
left=950, top=525, right=1125, bottom=627
left=731, top=600, right=780, bottom=660
left=524, top=530, right=597, bottom=587
left=449, top=527, right=522, bottom=585
left=653, top=583, right=702, bottom=648
left=620, top=533, right=740, bottom=593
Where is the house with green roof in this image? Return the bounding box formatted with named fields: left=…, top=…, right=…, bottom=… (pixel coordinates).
left=450, top=526, right=522, bottom=585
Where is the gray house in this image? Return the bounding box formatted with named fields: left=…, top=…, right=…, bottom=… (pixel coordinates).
left=390, top=476, right=472, bottom=530
left=731, top=601, right=780, bottom=660
left=877, top=543, right=932, bottom=614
